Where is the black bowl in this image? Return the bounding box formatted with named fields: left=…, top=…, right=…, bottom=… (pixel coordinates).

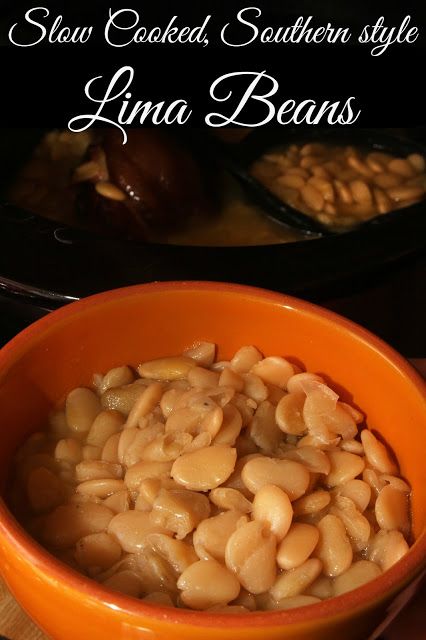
left=0, top=128, right=425, bottom=314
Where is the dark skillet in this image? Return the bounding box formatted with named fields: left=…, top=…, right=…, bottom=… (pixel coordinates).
left=0, top=128, right=425, bottom=311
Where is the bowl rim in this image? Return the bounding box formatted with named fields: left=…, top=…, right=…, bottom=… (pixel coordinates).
left=0, top=280, right=425, bottom=629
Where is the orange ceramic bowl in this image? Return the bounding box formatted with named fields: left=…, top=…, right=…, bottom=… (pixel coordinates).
left=0, top=282, right=425, bottom=640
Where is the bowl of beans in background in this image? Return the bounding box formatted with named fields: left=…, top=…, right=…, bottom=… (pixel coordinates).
left=243, top=128, right=426, bottom=231
left=0, top=281, right=425, bottom=640
left=1, top=128, right=426, bottom=319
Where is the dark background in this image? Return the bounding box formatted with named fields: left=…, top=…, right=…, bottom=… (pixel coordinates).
left=0, top=1, right=425, bottom=126
left=0, top=1, right=425, bottom=356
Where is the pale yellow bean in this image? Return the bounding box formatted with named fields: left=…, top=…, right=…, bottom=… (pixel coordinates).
left=242, top=457, right=309, bottom=500
left=248, top=400, right=283, bottom=453
left=125, top=382, right=163, bottom=429
left=388, top=158, right=415, bottom=178
left=140, top=432, right=193, bottom=463
left=333, top=560, right=381, bottom=596
left=108, top=510, right=171, bottom=553
left=367, top=152, right=393, bottom=167
left=231, top=393, right=257, bottom=427
left=230, top=346, right=263, bottom=373
left=334, top=180, right=353, bottom=204
left=277, top=523, right=319, bottom=570
left=95, top=181, right=127, bottom=201
left=42, top=502, right=114, bottom=548
left=326, top=451, right=365, bottom=487
left=373, top=172, right=403, bottom=189
left=407, top=153, right=425, bottom=173
left=213, top=404, right=243, bottom=446
left=278, top=174, right=306, bottom=190
left=362, top=467, right=386, bottom=497
left=286, top=167, right=310, bottom=179
left=292, top=490, right=331, bottom=517
left=301, top=184, right=324, bottom=211
left=138, top=477, right=179, bottom=508
left=26, top=467, right=65, bottom=513
left=330, top=496, right=371, bottom=552
left=103, top=490, right=130, bottom=514
left=368, top=529, right=409, bottom=571
left=142, top=533, right=198, bottom=574
left=223, top=454, right=262, bottom=497
left=361, top=430, right=398, bottom=475
left=183, top=431, right=212, bottom=453
left=270, top=558, right=322, bottom=600
left=251, top=357, right=294, bottom=389
left=123, top=424, right=166, bottom=467
left=101, top=433, right=121, bottom=463
left=187, top=366, right=220, bottom=388
left=86, top=410, right=125, bottom=448
left=347, top=155, right=373, bottom=178
left=135, top=548, right=178, bottom=595
left=219, top=367, right=244, bottom=392
left=75, top=532, right=122, bottom=570
left=210, top=488, right=252, bottom=514
left=297, top=435, right=337, bottom=451
left=118, top=427, right=144, bottom=462
left=150, top=488, right=210, bottom=539
left=124, top=460, right=172, bottom=492
left=193, top=510, right=248, bottom=561
left=253, top=484, right=293, bottom=541
left=242, top=373, right=268, bottom=404
left=171, top=445, right=236, bottom=491
left=76, top=478, right=125, bottom=498
left=160, top=388, right=184, bottom=418
left=304, top=390, right=357, bottom=442
left=308, top=177, right=335, bottom=202
left=75, top=460, right=123, bottom=483
left=381, top=475, right=411, bottom=493
left=387, top=185, right=424, bottom=202
left=102, top=570, right=143, bottom=598
left=282, top=446, right=330, bottom=475
left=340, top=395, right=364, bottom=421
left=373, top=188, right=393, bottom=214
left=286, top=373, right=324, bottom=395
left=312, top=165, right=330, bottom=180
left=177, top=559, right=240, bottom=610
left=99, top=366, right=134, bottom=393
left=275, top=393, right=306, bottom=435
left=366, top=154, right=386, bottom=173
left=165, top=407, right=203, bottom=435
left=340, top=439, right=364, bottom=455
left=334, top=479, right=371, bottom=513
left=66, top=388, right=101, bottom=433
left=138, top=356, right=195, bottom=381
left=375, top=485, right=410, bottom=535
left=54, top=438, right=82, bottom=465
left=300, top=156, right=320, bottom=170
left=305, top=575, right=333, bottom=599
left=315, top=515, right=353, bottom=577
left=101, top=381, right=148, bottom=415
left=82, top=445, right=102, bottom=461
left=183, top=342, right=216, bottom=367
left=225, top=520, right=277, bottom=593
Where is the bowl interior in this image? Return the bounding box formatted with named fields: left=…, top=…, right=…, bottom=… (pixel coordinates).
left=0, top=282, right=425, bottom=540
